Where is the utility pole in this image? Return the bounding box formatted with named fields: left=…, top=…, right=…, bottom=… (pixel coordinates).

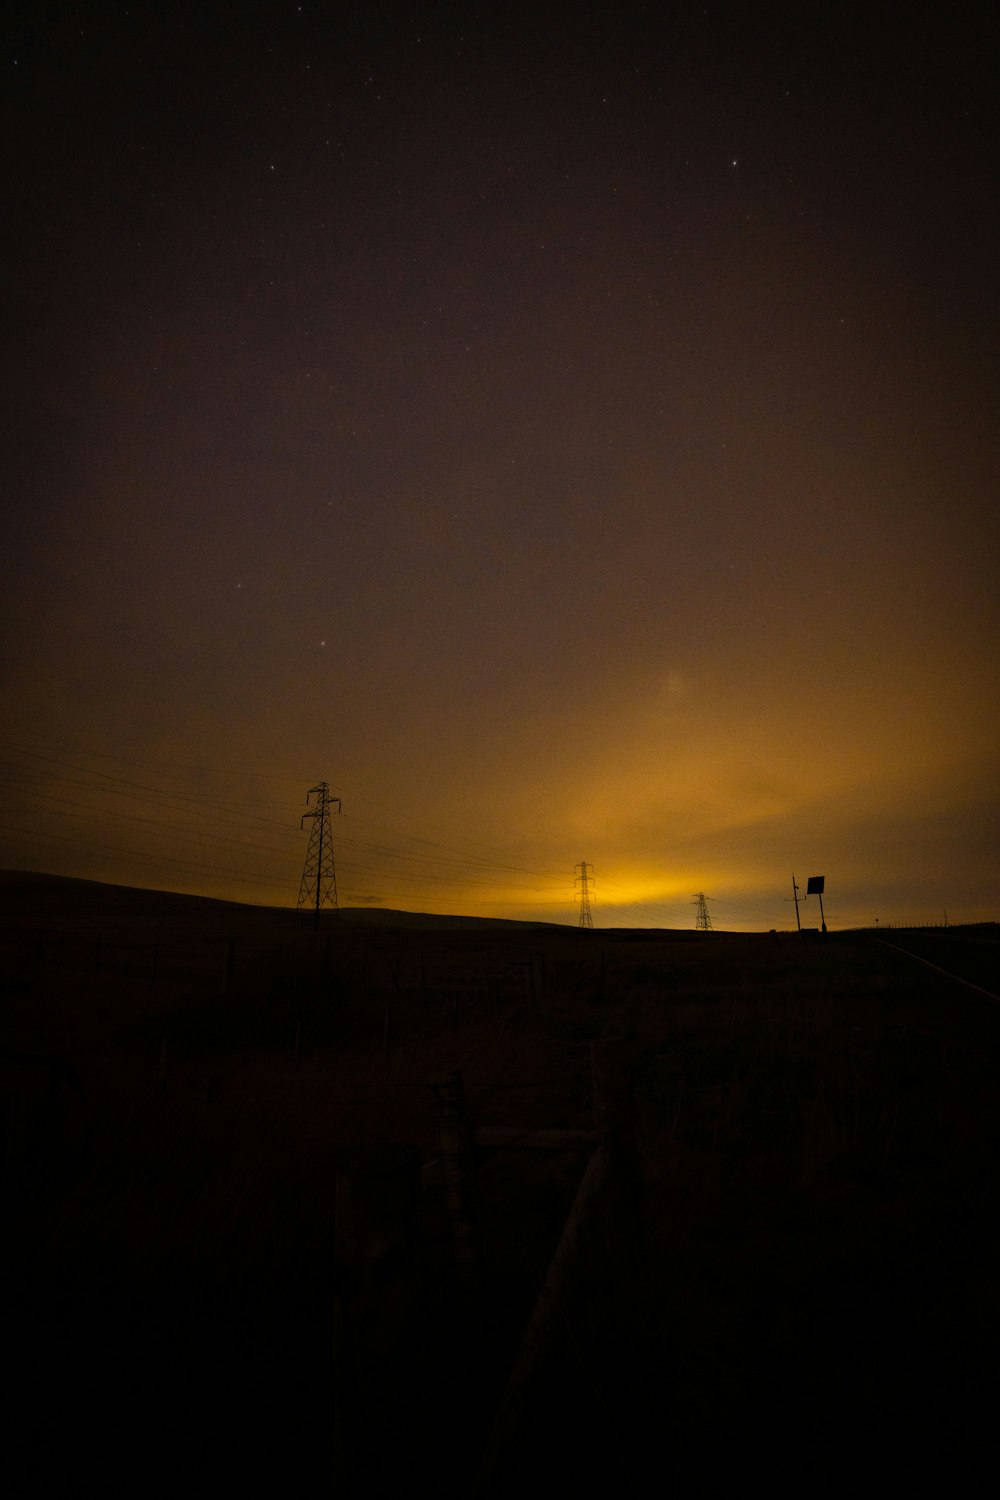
left=297, top=782, right=341, bottom=928
left=790, top=873, right=802, bottom=932
left=692, top=892, right=713, bottom=931
left=575, top=861, right=594, bottom=930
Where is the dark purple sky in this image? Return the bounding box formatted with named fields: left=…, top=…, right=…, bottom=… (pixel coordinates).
left=2, top=1, right=997, bottom=927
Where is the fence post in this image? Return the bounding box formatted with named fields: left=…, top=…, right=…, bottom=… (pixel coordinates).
left=432, top=1071, right=481, bottom=1294
left=333, top=1166, right=354, bottom=1487
left=222, top=938, right=235, bottom=996
left=388, top=961, right=400, bottom=1055
left=590, top=1037, right=641, bottom=1305
left=332, top=1289, right=347, bottom=1490
left=530, top=951, right=546, bottom=1005
left=333, top=1145, right=422, bottom=1486
left=474, top=1045, right=641, bottom=1497
left=590, top=1037, right=635, bottom=1149
left=475, top=1143, right=616, bottom=1498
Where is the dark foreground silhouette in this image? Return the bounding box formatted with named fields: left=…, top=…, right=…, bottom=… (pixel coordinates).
left=2, top=881, right=998, bottom=1494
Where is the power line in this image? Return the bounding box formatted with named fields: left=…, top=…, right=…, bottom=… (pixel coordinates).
left=340, top=812, right=568, bottom=883
left=0, top=739, right=313, bottom=782
left=0, top=822, right=290, bottom=888
left=0, top=752, right=301, bottom=837
left=0, top=752, right=290, bottom=825
left=3, top=748, right=571, bottom=909
left=0, top=741, right=799, bottom=930
left=0, top=788, right=298, bottom=861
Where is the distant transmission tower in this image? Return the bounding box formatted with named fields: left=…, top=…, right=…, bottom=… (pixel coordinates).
left=575, top=860, right=595, bottom=929
left=297, top=782, right=341, bottom=928
left=692, top=892, right=714, bottom=931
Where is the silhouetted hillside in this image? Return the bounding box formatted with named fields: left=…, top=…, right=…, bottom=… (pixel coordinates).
left=0, top=870, right=561, bottom=932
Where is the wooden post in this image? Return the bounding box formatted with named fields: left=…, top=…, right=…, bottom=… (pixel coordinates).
left=475, top=1144, right=616, bottom=1497
left=332, top=1291, right=347, bottom=1490
left=431, top=1071, right=481, bottom=1293
left=387, top=961, right=400, bottom=1055
left=333, top=1144, right=422, bottom=1485
left=530, top=951, right=546, bottom=1005
left=421, top=964, right=429, bottom=1022
left=383, top=1004, right=391, bottom=1061
left=590, top=1037, right=641, bottom=1305
left=5, top=1092, right=23, bottom=1167
left=158, top=1037, right=168, bottom=1085
left=475, top=1046, right=641, bottom=1497
left=149, top=945, right=158, bottom=987
left=222, top=938, right=235, bottom=995
left=293, top=1017, right=301, bottom=1069
left=333, top=1167, right=353, bottom=1488
left=590, top=1038, right=635, bottom=1149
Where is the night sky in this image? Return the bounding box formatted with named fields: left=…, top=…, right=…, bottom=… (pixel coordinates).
left=3, top=1, right=997, bottom=928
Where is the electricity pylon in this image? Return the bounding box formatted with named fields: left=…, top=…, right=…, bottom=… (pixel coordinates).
left=575, top=861, right=595, bottom=929
left=297, top=782, right=341, bottom=928
left=692, top=892, right=714, bottom=931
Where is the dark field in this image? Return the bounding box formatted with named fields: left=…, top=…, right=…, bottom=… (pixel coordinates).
left=3, top=873, right=999, bottom=1495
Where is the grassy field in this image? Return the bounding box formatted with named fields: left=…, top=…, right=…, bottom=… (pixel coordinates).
left=3, top=874, right=999, bottom=1494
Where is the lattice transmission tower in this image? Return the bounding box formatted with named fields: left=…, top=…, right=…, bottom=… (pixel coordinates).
left=297, top=782, right=341, bottom=927
left=692, top=892, right=714, bottom=931
left=575, top=860, right=595, bottom=930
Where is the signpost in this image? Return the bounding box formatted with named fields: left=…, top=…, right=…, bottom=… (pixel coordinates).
left=806, top=875, right=827, bottom=934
